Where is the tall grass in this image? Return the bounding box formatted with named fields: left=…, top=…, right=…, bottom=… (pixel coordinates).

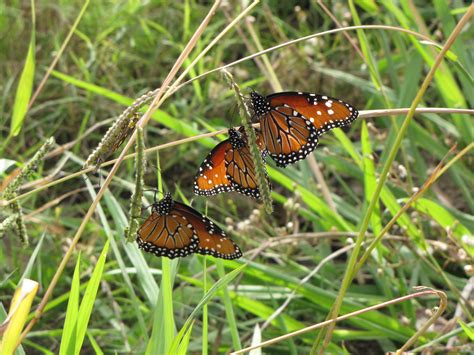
left=1, top=1, right=473, bottom=354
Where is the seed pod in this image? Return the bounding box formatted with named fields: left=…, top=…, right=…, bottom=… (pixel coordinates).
left=126, top=127, right=146, bottom=242
left=222, top=69, right=273, bottom=214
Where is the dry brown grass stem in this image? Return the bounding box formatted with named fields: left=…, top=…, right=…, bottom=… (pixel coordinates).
left=175, top=24, right=445, bottom=90
left=316, top=1, right=365, bottom=60
left=307, top=155, right=336, bottom=212
left=1, top=107, right=472, bottom=208
left=18, top=0, right=222, bottom=341
left=320, top=5, right=473, bottom=351
left=354, top=142, right=473, bottom=274
left=231, top=288, right=447, bottom=354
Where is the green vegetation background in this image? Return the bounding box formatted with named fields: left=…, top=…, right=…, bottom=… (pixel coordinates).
left=1, top=1, right=473, bottom=354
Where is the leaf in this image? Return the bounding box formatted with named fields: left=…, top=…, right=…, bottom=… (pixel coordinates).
left=59, top=253, right=81, bottom=355
left=409, top=198, right=473, bottom=257
left=74, top=241, right=110, bottom=354
left=458, top=320, right=474, bottom=341
left=169, top=264, right=246, bottom=353
left=177, top=320, right=194, bottom=355
left=249, top=324, right=262, bottom=355
left=10, top=28, right=35, bottom=136
left=0, top=280, right=39, bottom=354
left=361, top=121, right=382, bottom=234
left=20, top=233, right=46, bottom=282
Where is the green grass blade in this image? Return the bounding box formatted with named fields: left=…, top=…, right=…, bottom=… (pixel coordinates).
left=74, top=241, right=110, bottom=354
left=216, top=260, right=241, bottom=350
left=457, top=320, right=474, bottom=341
left=147, top=153, right=178, bottom=354
left=20, top=232, right=46, bottom=282
left=50, top=70, right=210, bottom=141
left=108, top=191, right=160, bottom=304
left=410, top=198, right=473, bottom=256
left=10, top=1, right=36, bottom=137
left=86, top=331, right=104, bottom=355
left=202, top=257, right=208, bottom=355
left=161, top=258, right=178, bottom=352
left=59, top=253, right=81, bottom=355
left=361, top=122, right=382, bottom=234
left=169, top=264, right=246, bottom=353
left=177, top=320, right=194, bottom=355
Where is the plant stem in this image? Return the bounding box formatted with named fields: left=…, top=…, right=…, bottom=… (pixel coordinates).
left=3, top=107, right=470, bottom=208
left=319, top=5, right=473, bottom=352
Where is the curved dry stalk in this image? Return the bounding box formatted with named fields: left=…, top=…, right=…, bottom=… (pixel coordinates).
left=320, top=6, right=473, bottom=351
left=260, top=243, right=356, bottom=332
left=174, top=24, right=443, bottom=91
left=18, top=0, right=223, bottom=341
left=2, top=106, right=472, bottom=208
left=396, top=287, right=448, bottom=354
left=231, top=288, right=446, bottom=355
left=353, top=143, right=473, bottom=274
left=84, top=23, right=447, bottom=145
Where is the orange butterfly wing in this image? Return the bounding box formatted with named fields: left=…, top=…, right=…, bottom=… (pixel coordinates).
left=251, top=92, right=358, bottom=167
left=195, top=127, right=269, bottom=199
left=259, top=105, right=318, bottom=167
left=173, top=202, right=242, bottom=259
left=268, top=92, right=358, bottom=135
left=224, top=128, right=268, bottom=198
left=136, top=209, right=199, bottom=259
left=194, top=140, right=234, bottom=196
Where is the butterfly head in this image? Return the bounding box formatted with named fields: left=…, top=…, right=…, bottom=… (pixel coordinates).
left=154, top=192, right=175, bottom=215
left=228, top=128, right=246, bottom=149
left=249, top=92, right=271, bottom=117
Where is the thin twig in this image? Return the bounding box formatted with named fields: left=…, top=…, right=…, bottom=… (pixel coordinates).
left=320, top=5, right=474, bottom=351
left=231, top=288, right=446, bottom=354
left=317, top=1, right=365, bottom=61
left=354, top=143, right=473, bottom=274
left=1, top=107, right=472, bottom=207
left=27, top=0, right=91, bottom=111
left=18, top=1, right=222, bottom=341
left=261, top=243, right=356, bottom=331
left=174, top=25, right=443, bottom=91
left=396, top=287, right=448, bottom=353
left=307, top=155, right=336, bottom=212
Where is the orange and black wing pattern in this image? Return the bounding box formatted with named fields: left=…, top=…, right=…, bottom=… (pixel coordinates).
left=224, top=127, right=268, bottom=199
left=136, top=193, right=241, bottom=260
left=194, top=127, right=269, bottom=199
left=267, top=92, right=358, bottom=135
left=250, top=92, right=358, bottom=167
left=193, top=139, right=234, bottom=196
left=173, top=201, right=242, bottom=259
left=136, top=193, right=199, bottom=258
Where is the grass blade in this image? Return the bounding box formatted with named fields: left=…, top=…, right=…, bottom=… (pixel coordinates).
left=216, top=260, right=241, bottom=350
left=74, top=241, right=110, bottom=354
left=59, top=253, right=81, bottom=355
left=0, top=280, right=39, bottom=354
left=169, top=264, right=246, bottom=353
left=177, top=320, right=195, bottom=355
left=9, top=0, right=36, bottom=137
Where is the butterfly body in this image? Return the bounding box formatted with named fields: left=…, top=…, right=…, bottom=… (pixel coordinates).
left=194, top=127, right=268, bottom=199
left=250, top=91, right=358, bottom=167
left=136, top=193, right=242, bottom=260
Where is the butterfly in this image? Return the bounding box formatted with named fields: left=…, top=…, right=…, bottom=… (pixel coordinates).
left=193, top=126, right=269, bottom=199
left=250, top=91, right=358, bottom=167
left=136, top=192, right=242, bottom=260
